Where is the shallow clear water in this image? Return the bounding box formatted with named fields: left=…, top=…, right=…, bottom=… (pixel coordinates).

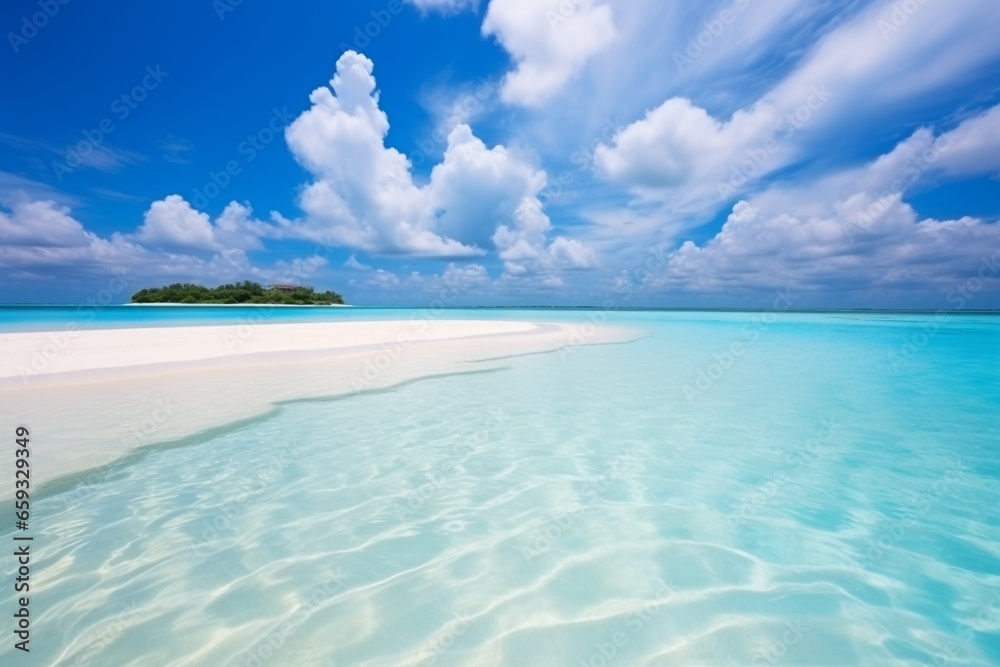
left=2, top=311, right=998, bottom=666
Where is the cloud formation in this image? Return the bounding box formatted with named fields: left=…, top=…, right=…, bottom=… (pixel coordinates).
left=281, top=50, right=596, bottom=274
left=0, top=197, right=324, bottom=288
left=650, top=106, right=1000, bottom=301
left=136, top=196, right=271, bottom=252
left=0, top=197, right=93, bottom=248
left=593, top=0, right=1000, bottom=215
left=483, top=0, right=616, bottom=107
left=282, top=52, right=488, bottom=257
left=5, top=1, right=999, bottom=307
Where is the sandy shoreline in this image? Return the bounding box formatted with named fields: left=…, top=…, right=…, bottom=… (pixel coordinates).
left=0, top=319, right=639, bottom=500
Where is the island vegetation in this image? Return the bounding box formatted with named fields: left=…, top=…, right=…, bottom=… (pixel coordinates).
left=131, top=281, right=345, bottom=305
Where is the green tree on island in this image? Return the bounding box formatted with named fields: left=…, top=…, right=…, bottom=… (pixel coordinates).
left=131, top=281, right=345, bottom=305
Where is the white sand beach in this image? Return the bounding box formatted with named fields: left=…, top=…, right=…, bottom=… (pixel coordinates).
left=0, top=319, right=638, bottom=500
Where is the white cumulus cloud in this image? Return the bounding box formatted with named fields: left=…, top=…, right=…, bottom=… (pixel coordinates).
left=281, top=50, right=597, bottom=272
left=0, top=197, right=93, bottom=248
left=483, top=0, right=616, bottom=107
left=649, top=106, right=1000, bottom=300
left=0, top=196, right=322, bottom=289
left=136, top=195, right=271, bottom=252
left=137, top=195, right=219, bottom=251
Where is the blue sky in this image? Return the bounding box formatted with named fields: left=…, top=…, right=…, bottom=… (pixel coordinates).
left=1, top=0, right=999, bottom=307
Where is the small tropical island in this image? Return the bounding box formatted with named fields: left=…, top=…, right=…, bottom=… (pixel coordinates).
left=131, top=281, right=345, bottom=305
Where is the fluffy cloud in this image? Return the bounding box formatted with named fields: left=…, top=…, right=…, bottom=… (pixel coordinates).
left=658, top=199, right=999, bottom=299
left=492, top=197, right=597, bottom=276
left=593, top=80, right=838, bottom=213
left=136, top=195, right=272, bottom=252
left=270, top=255, right=329, bottom=284
left=137, top=195, right=219, bottom=251
left=927, top=104, right=1000, bottom=178
left=594, top=0, right=1000, bottom=215
left=441, top=262, right=491, bottom=287
left=483, top=0, right=616, bottom=107
left=283, top=51, right=482, bottom=257
left=212, top=201, right=275, bottom=251
left=282, top=50, right=597, bottom=272
left=5, top=50, right=603, bottom=300
left=648, top=108, right=1000, bottom=300
left=0, top=197, right=93, bottom=247
left=0, top=196, right=324, bottom=288
left=427, top=124, right=546, bottom=247
left=0, top=198, right=171, bottom=281
left=595, top=96, right=788, bottom=207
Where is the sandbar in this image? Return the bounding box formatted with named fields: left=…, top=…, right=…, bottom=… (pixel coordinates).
left=0, top=319, right=639, bottom=500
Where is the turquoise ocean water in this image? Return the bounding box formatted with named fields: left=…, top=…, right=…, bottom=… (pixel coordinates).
left=1, top=309, right=998, bottom=665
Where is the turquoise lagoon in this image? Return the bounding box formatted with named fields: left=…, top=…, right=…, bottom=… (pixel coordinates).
left=1, top=309, right=998, bottom=665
